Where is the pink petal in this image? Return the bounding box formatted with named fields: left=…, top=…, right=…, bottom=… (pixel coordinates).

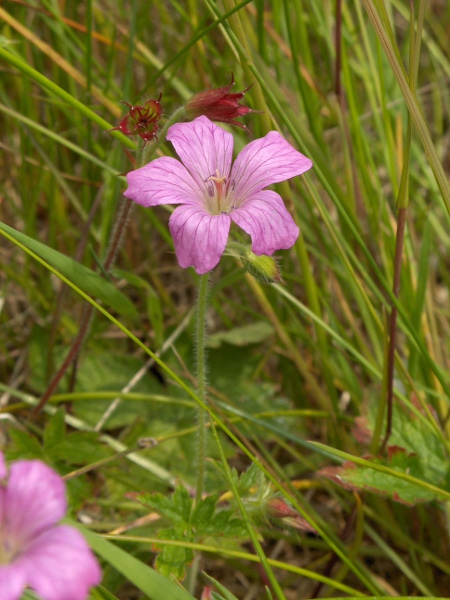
left=5, top=460, right=66, bottom=543
left=0, top=486, right=5, bottom=526
left=18, top=525, right=101, bottom=600
left=0, top=565, right=26, bottom=600
left=230, top=131, right=312, bottom=199
left=124, top=156, right=201, bottom=207
left=167, top=116, right=234, bottom=189
left=0, top=451, right=6, bottom=479
left=169, top=205, right=230, bottom=274
left=231, top=190, right=299, bottom=255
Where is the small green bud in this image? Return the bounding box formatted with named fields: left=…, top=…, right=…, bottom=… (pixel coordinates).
left=242, top=248, right=282, bottom=284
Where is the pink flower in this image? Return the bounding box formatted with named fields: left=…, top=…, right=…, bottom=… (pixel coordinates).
left=124, top=116, right=312, bottom=274
left=0, top=452, right=101, bottom=600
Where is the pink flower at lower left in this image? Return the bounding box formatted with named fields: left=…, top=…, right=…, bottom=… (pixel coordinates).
left=0, top=452, right=101, bottom=600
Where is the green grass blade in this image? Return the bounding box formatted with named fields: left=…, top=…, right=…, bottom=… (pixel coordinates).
left=0, top=222, right=138, bottom=319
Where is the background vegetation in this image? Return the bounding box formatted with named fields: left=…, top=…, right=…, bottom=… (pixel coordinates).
left=1, top=0, right=450, bottom=598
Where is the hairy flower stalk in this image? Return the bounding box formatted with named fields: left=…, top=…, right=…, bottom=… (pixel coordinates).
left=0, top=453, right=101, bottom=600
left=194, top=272, right=210, bottom=503
left=124, top=116, right=312, bottom=274
left=124, top=116, right=312, bottom=511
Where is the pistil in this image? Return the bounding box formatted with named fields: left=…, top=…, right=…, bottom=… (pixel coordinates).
left=206, top=170, right=228, bottom=214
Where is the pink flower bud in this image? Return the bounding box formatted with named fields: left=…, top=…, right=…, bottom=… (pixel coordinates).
left=185, top=74, right=255, bottom=133
left=267, top=498, right=317, bottom=533
left=201, top=586, right=214, bottom=600
left=267, top=497, right=298, bottom=518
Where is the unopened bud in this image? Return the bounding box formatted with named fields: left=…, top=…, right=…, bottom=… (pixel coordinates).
left=267, top=498, right=298, bottom=519
left=243, top=248, right=282, bottom=284
left=267, top=498, right=317, bottom=533
left=185, top=74, right=256, bottom=133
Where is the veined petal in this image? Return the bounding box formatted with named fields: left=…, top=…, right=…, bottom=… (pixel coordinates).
left=231, top=190, right=299, bottom=255
left=169, top=205, right=230, bottom=274
left=167, top=116, right=234, bottom=189
left=230, top=131, right=312, bottom=200
left=124, top=157, right=201, bottom=207
left=5, top=461, right=66, bottom=543
left=0, top=565, right=26, bottom=600
left=18, top=526, right=101, bottom=600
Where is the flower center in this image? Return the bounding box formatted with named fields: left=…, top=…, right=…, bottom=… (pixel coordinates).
left=204, top=170, right=235, bottom=215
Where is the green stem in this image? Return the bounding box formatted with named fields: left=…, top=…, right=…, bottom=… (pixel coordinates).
left=195, top=273, right=210, bottom=503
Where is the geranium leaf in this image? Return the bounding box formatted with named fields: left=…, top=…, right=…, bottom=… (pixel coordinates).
left=320, top=452, right=435, bottom=505
left=320, top=400, right=449, bottom=505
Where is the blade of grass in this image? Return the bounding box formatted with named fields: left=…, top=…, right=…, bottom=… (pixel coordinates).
left=362, top=0, right=450, bottom=215
left=0, top=46, right=135, bottom=148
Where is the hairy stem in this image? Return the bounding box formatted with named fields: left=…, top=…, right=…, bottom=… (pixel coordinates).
left=195, top=272, right=210, bottom=503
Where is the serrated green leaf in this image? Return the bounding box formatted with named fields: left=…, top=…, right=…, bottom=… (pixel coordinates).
left=52, top=432, right=110, bottom=465
left=66, top=475, right=92, bottom=513
left=172, top=484, right=194, bottom=523
left=43, top=408, right=66, bottom=451
left=372, top=405, right=447, bottom=482
left=191, top=494, right=218, bottom=527
left=200, top=510, right=246, bottom=538
left=6, top=429, right=46, bottom=461
left=131, top=485, right=192, bottom=525
left=321, top=451, right=435, bottom=505
left=154, top=529, right=193, bottom=581
left=237, top=463, right=263, bottom=495
left=202, top=509, right=232, bottom=532
left=328, top=402, right=450, bottom=504
left=0, top=221, right=138, bottom=319
left=220, top=518, right=249, bottom=538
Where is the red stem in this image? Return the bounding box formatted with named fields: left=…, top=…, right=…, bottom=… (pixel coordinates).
left=381, top=207, right=407, bottom=452
left=31, top=198, right=133, bottom=418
